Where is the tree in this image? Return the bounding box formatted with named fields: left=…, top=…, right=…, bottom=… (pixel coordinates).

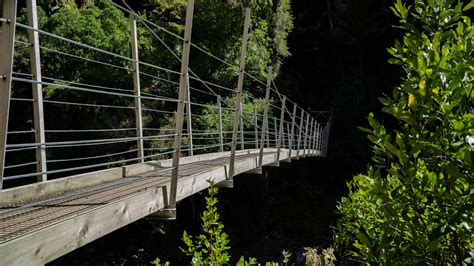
left=334, top=0, right=473, bottom=264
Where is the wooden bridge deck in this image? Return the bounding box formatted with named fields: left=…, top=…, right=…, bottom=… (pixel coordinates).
left=0, top=148, right=319, bottom=265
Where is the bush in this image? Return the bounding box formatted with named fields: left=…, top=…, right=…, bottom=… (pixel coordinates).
left=181, top=180, right=231, bottom=265
left=334, top=0, right=473, bottom=264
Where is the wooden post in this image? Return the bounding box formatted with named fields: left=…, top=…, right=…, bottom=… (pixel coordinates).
left=258, top=66, right=272, bottom=167
left=27, top=0, right=47, bottom=182
left=0, top=0, right=17, bottom=189
left=253, top=108, right=258, bottom=149
left=289, top=104, right=297, bottom=157
left=130, top=14, right=144, bottom=163
left=228, top=8, right=251, bottom=179
left=296, top=110, right=304, bottom=159
left=169, top=0, right=194, bottom=211
left=217, top=96, right=224, bottom=153
left=303, top=113, right=310, bottom=157
left=185, top=73, right=193, bottom=156
left=239, top=102, right=244, bottom=150
left=276, top=96, right=286, bottom=161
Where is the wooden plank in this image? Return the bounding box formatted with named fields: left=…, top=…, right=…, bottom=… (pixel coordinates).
left=0, top=148, right=296, bottom=205
left=0, top=167, right=123, bottom=205
left=158, top=151, right=230, bottom=167
left=122, top=161, right=158, bottom=177
left=0, top=186, right=167, bottom=265
left=0, top=148, right=310, bottom=264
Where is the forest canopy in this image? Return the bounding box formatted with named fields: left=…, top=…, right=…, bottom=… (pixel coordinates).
left=6, top=0, right=294, bottom=183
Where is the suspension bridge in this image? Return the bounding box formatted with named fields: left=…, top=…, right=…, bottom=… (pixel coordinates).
left=0, top=0, right=330, bottom=264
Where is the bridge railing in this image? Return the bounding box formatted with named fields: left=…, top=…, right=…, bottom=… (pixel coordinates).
left=0, top=0, right=330, bottom=208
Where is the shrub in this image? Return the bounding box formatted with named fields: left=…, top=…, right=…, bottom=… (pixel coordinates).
left=181, top=180, right=231, bottom=265
left=334, top=0, right=473, bottom=264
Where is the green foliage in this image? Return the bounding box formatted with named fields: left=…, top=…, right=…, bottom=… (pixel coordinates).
left=149, top=180, right=332, bottom=265
left=235, top=250, right=294, bottom=266
left=303, top=247, right=336, bottom=266
left=334, top=0, right=473, bottom=264
left=151, top=257, right=171, bottom=266
left=194, top=96, right=267, bottom=132
left=181, top=180, right=231, bottom=265
left=7, top=0, right=294, bottom=179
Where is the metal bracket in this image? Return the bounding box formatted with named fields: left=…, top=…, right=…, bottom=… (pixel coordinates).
left=147, top=208, right=177, bottom=220
left=216, top=179, right=233, bottom=188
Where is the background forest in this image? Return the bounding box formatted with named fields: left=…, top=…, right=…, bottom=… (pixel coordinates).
left=7, top=0, right=296, bottom=185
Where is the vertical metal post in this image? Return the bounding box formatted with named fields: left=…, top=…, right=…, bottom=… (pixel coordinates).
left=317, top=124, right=322, bottom=153
left=296, top=110, right=304, bottom=158
left=265, top=118, right=270, bottom=148
left=169, top=0, right=194, bottom=209
left=310, top=119, right=315, bottom=156
left=217, top=96, right=224, bottom=153
left=185, top=73, right=193, bottom=156
left=130, top=14, right=144, bottom=163
left=321, top=126, right=326, bottom=155
left=313, top=122, right=319, bottom=155
left=273, top=116, right=278, bottom=147
left=27, top=0, right=47, bottom=182
left=289, top=104, right=297, bottom=158
left=228, top=8, right=251, bottom=179
left=311, top=122, right=315, bottom=155
left=253, top=108, right=258, bottom=149
left=0, top=0, right=17, bottom=189
left=314, top=124, right=318, bottom=154
left=258, top=66, right=272, bottom=167
left=286, top=123, right=290, bottom=149
left=319, top=124, right=323, bottom=153
left=303, top=113, right=310, bottom=157
left=307, top=119, right=312, bottom=156
left=276, top=96, right=286, bottom=161
left=324, top=117, right=331, bottom=156
left=239, top=102, right=244, bottom=150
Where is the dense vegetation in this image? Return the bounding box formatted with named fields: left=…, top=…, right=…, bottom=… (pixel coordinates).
left=335, top=0, right=473, bottom=264
left=7, top=0, right=294, bottom=185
